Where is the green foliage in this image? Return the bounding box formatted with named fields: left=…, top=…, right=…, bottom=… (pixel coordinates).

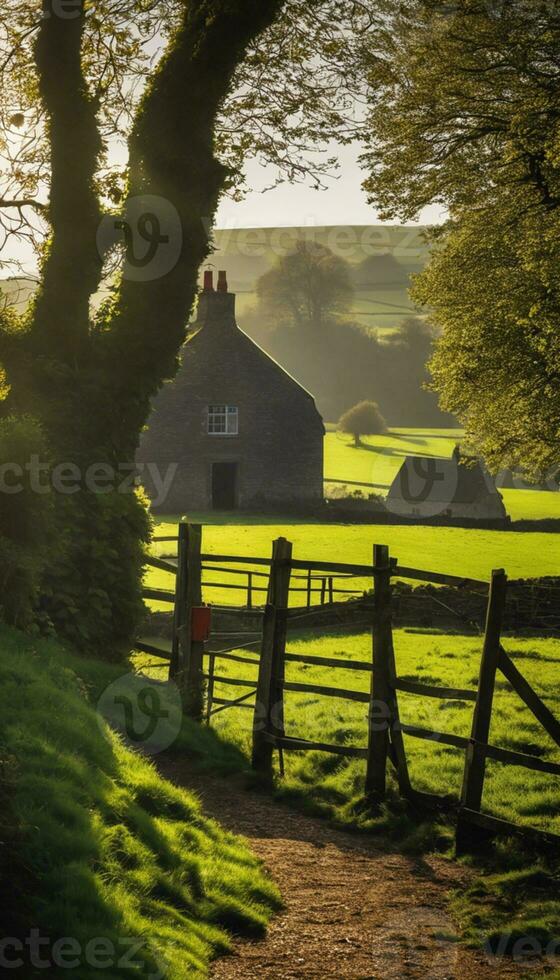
left=363, top=0, right=560, bottom=477
left=339, top=399, right=386, bottom=444
left=418, top=213, right=560, bottom=479
left=0, top=626, right=280, bottom=978
left=0, top=416, right=55, bottom=629
left=43, top=488, right=152, bottom=660
left=0, top=405, right=152, bottom=657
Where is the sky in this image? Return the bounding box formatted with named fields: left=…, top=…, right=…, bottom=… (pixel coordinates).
left=2, top=144, right=444, bottom=278
left=216, top=145, right=445, bottom=230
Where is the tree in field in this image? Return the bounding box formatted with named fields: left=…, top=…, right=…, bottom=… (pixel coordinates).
left=0, top=1, right=378, bottom=651
left=339, top=400, right=386, bottom=446
left=362, top=0, right=560, bottom=478
left=257, top=240, right=353, bottom=331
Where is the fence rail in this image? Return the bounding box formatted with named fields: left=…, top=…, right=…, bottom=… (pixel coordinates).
left=139, top=522, right=560, bottom=852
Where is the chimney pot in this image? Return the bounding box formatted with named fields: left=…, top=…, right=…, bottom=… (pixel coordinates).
left=203, top=270, right=214, bottom=292
left=217, top=270, right=228, bottom=293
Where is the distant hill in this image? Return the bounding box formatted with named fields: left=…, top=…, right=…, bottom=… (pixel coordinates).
left=0, top=224, right=432, bottom=333
left=212, top=224, right=431, bottom=334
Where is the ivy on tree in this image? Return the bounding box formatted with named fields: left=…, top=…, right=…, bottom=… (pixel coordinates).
left=0, top=0, right=378, bottom=650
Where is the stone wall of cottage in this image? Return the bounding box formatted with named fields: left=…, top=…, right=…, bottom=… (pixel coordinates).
left=137, top=296, right=324, bottom=512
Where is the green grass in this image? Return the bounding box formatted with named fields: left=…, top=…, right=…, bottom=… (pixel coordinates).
left=136, top=626, right=560, bottom=968
left=147, top=521, right=559, bottom=612
left=325, top=429, right=560, bottom=522
left=325, top=427, right=464, bottom=489
left=146, top=427, right=559, bottom=606
left=138, top=629, right=560, bottom=836
left=0, top=627, right=279, bottom=979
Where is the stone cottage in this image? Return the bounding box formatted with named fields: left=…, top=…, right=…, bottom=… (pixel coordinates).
left=137, top=270, right=325, bottom=512
left=386, top=451, right=508, bottom=522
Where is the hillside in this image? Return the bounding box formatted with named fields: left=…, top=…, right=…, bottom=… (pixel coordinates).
left=1, top=225, right=430, bottom=333
left=0, top=627, right=279, bottom=978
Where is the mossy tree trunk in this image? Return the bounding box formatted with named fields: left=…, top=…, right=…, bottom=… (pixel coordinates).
left=3, top=0, right=284, bottom=654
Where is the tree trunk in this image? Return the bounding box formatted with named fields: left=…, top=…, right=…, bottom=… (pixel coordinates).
left=4, top=0, right=285, bottom=655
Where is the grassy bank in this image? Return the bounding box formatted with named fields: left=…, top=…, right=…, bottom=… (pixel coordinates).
left=0, top=627, right=279, bottom=979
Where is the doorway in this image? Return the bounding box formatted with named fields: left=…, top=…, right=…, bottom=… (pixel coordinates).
left=212, top=462, right=238, bottom=510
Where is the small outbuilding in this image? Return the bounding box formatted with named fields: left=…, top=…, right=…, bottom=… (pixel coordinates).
left=137, top=270, right=325, bottom=512
left=386, top=451, right=508, bottom=522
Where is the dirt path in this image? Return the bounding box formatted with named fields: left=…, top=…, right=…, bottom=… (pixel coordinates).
left=159, top=759, right=524, bottom=980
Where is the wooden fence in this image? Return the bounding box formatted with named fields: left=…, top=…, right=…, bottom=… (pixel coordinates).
left=140, top=523, right=560, bottom=852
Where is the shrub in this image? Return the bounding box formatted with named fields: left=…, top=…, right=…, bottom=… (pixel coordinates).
left=338, top=400, right=387, bottom=446
left=0, top=416, right=56, bottom=629
left=43, top=486, right=152, bottom=659
left=0, top=415, right=152, bottom=656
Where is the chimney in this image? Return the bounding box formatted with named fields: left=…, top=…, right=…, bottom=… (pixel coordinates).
left=196, top=267, right=235, bottom=325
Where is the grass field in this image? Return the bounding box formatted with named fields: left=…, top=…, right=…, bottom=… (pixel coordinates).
left=139, top=628, right=560, bottom=836
left=147, top=522, right=559, bottom=614
left=134, top=625, right=560, bottom=956
left=147, top=428, right=559, bottom=605
left=325, top=428, right=560, bottom=522
left=236, top=287, right=416, bottom=337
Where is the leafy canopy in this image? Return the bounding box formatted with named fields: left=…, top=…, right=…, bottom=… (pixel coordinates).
left=362, top=0, right=560, bottom=477
left=257, top=240, right=354, bottom=329
left=0, top=0, right=377, bottom=272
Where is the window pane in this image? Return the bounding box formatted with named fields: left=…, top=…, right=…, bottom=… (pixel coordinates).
left=208, top=405, right=237, bottom=435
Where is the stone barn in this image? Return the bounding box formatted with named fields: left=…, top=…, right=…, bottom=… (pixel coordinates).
left=386, top=452, right=508, bottom=522
left=137, top=270, right=325, bottom=512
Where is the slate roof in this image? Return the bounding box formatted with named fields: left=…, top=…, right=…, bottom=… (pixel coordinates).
left=387, top=456, right=498, bottom=505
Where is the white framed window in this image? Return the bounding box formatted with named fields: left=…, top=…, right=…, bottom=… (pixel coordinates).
left=207, top=405, right=238, bottom=436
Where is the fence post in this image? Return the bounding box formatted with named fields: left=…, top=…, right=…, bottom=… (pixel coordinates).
left=252, top=537, right=292, bottom=777
left=365, top=544, right=393, bottom=801
left=206, top=650, right=216, bottom=725
left=457, top=568, right=508, bottom=852
left=386, top=558, right=411, bottom=797
left=247, top=572, right=253, bottom=609
left=306, top=568, right=312, bottom=608
left=169, top=522, right=188, bottom=681
left=176, top=523, right=204, bottom=720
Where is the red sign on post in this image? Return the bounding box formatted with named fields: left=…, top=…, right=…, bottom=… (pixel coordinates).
left=191, top=605, right=212, bottom=642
